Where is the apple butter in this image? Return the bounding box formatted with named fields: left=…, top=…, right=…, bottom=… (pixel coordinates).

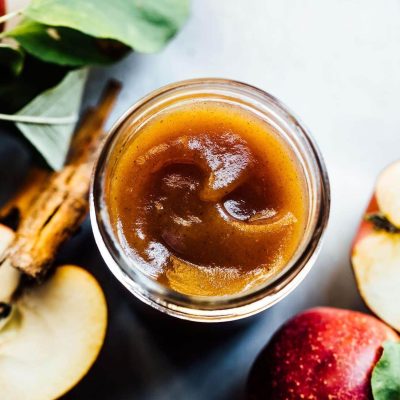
left=108, top=101, right=307, bottom=296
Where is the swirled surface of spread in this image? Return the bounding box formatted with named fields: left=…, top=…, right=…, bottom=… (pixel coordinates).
left=108, top=102, right=307, bottom=296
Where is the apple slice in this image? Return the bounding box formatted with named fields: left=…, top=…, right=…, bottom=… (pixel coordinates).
left=352, top=230, right=400, bottom=331
left=351, top=161, right=400, bottom=332
left=0, top=265, right=107, bottom=400
left=0, top=223, right=14, bottom=255
left=376, top=160, right=400, bottom=228
left=0, top=224, right=20, bottom=302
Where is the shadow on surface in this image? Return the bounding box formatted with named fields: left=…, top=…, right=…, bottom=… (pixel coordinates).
left=59, top=222, right=256, bottom=400
left=0, top=128, right=31, bottom=206
left=0, top=118, right=259, bottom=400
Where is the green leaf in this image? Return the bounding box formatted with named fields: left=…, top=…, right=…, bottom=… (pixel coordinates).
left=7, top=19, right=128, bottom=67
left=0, top=54, right=69, bottom=114
left=0, top=43, right=24, bottom=76
left=372, top=341, right=400, bottom=400
left=24, top=0, right=190, bottom=53
left=14, top=69, right=87, bottom=170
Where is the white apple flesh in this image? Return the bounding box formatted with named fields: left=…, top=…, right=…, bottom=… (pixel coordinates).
left=352, top=160, right=400, bottom=332
left=0, top=224, right=13, bottom=255
left=376, top=160, right=400, bottom=228
left=352, top=231, right=400, bottom=331
left=0, top=265, right=107, bottom=400
left=0, top=224, right=20, bottom=302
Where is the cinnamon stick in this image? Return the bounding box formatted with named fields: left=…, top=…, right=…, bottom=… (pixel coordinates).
left=0, top=168, right=49, bottom=229
left=1, top=81, right=121, bottom=277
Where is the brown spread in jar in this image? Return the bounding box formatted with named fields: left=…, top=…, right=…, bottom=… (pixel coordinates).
left=108, top=102, right=307, bottom=296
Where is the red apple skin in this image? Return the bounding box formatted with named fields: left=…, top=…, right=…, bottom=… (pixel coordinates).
left=0, top=0, right=5, bottom=32
left=247, top=307, right=398, bottom=400
left=351, top=194, right=378, bottom=254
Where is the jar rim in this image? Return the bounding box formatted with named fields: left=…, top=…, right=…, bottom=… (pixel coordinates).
left=90, top=78, right=330, bottom=322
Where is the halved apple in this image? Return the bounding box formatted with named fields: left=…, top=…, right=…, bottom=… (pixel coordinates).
left=0, top=224, right=20, bottom=302
left=352, top=161, right=400, bottom=331
left=0, top=265, right=107, bottom=400
left=0, top=223, right=14, bottom=255
left=376, top=160, right=400, bottom=228
left=352, top=231, right=400, bottom=330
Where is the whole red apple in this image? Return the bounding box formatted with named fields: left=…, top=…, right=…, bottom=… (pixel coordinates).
left=247, top=307, right=398, bottom=400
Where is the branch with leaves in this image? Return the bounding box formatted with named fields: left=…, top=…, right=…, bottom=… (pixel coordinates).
left=0, top=80, right=121, bottom=279
left=0, top=0, right=189, bottom=169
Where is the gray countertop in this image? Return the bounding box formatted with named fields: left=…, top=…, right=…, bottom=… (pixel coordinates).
left=2, top=1, right=400, bottom=399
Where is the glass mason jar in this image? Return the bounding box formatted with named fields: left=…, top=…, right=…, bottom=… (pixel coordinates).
left=90, top=78, right=330, bottom=322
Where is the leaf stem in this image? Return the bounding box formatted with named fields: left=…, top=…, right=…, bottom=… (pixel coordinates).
left=0, top=113, right=78, bottom=125
left=0, top=9, right=23, bottom=25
